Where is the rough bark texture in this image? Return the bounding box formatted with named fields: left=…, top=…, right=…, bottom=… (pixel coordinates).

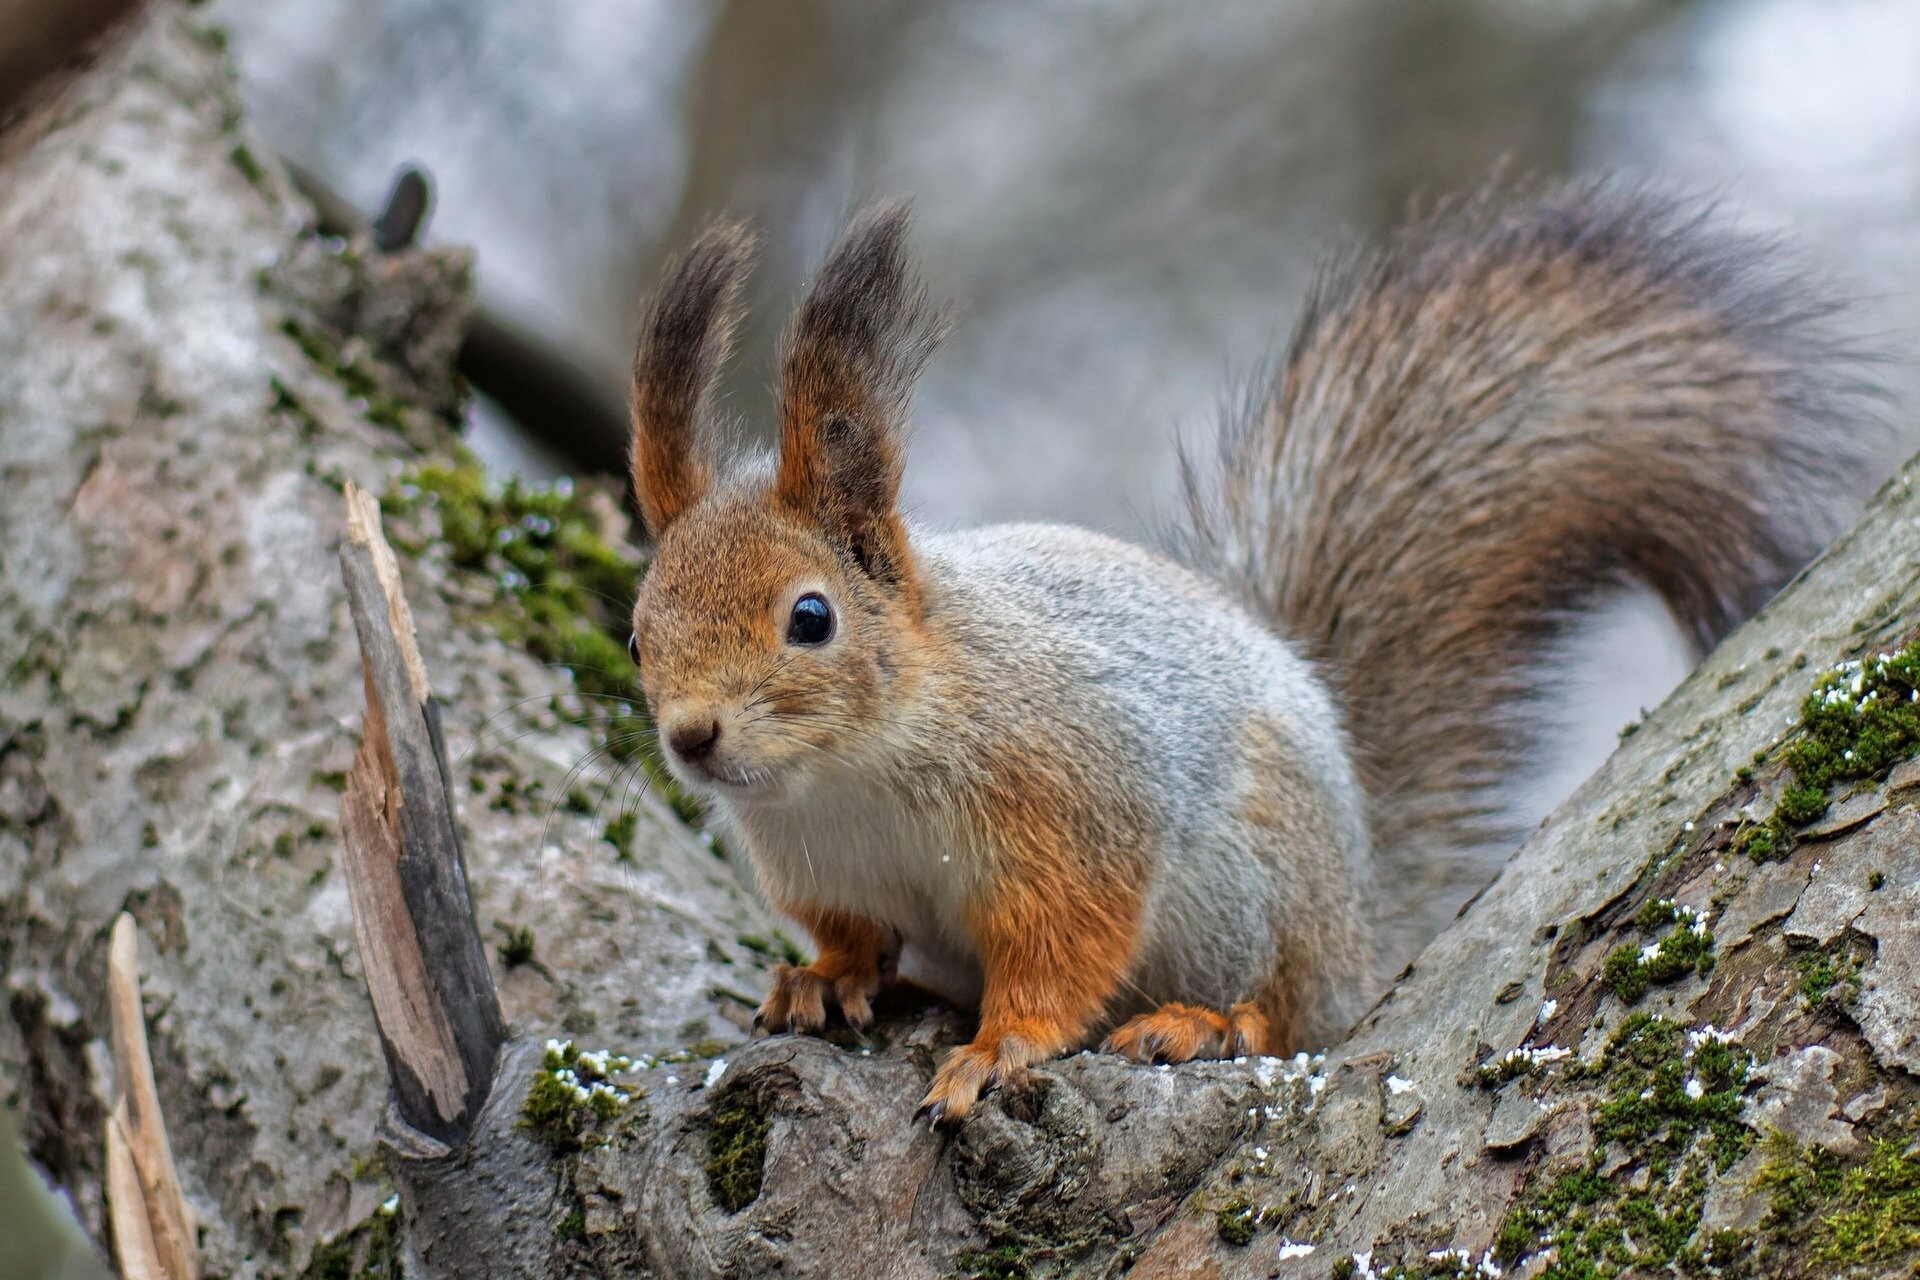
left=6, top=6, right=1920, bottom=1280
left=0, top=7, right=777, bottom=1275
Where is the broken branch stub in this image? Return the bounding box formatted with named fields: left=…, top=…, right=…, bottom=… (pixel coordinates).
left=105, top=912, right=197, bottom=1280
left=337, top=482, right=506, bottom=1149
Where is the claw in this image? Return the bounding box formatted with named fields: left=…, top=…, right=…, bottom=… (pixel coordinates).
left=914, top=1097, right=949, bottom=1127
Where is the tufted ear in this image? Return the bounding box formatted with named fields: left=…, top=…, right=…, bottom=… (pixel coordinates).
left=629, top=220, right=755, bottom=536
left=771, top=203, right=945, bottom=584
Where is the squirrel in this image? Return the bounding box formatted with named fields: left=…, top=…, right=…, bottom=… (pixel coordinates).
left=623, top=181, right=1875, bottom=1122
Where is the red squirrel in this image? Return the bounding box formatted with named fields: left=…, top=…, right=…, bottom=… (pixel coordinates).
left=623, top=184, right=1874, bottom=1121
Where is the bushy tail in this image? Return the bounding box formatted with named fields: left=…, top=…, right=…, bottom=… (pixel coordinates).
left=1179, top=180, right=1882, bottom=969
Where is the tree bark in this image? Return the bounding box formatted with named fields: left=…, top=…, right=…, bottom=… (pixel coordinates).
left=0, top=6, right=777, bottom=1275
left=5, top=5, right=1920, bottom=1280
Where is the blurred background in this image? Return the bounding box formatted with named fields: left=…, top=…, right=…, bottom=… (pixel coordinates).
left=26, top=0, right=1920, bottom=827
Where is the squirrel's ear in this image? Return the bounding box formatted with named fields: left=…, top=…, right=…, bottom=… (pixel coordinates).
left=629, top=220, right=755, bottom=536
left=772, top=203, right=945, bottom=583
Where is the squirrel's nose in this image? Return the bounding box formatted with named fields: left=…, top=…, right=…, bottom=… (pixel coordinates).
left=667, top=719, right=720, bottom=763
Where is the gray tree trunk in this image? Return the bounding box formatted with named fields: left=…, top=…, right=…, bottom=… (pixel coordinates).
left=0, top=7, right=775, bottom=1275
left=5, top=7, right=1919, bottom=1280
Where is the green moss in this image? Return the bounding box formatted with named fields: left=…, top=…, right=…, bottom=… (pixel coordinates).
left=300, top=1205, right=401, bottom=1280
left=1754, top=1131, right=1920, bottom=1268
left=704, top=1082, right=773, bottom=1213
left=1215, top=1195, right=1258, bottom=1246
left=497, top=923, right=535, bottom=968
left=1493, top=1017, right=1752, bottom=1276
left=1474, top=1045, right=1569, bottom=1089
left=1775, top=784, right=1829, bottom=826
left=229, top=143, right=268, bottom=190
left=1753, top=1131, right=1844, bottom=1226
left=1733, top=819, right=1780, bottom=861
left=738, top=932, right=807, bottom=968
left=1823, top=1138, right=1920, bottom=1264
left=380, top=456, right=706, bottom=833
left=1792, top=942, right=1863, bottom=1008
left=603, top=810, right=639, bottom=862
left=487, top=775, right=543, bottom=815
left=1601, top=901, right=1713, bottom=1004
left=519, top=1039, right=633, bottom=1152
left=953, top=1244, right=1034, bottom=1280
left=280, top=317, right=412, bottom=430
left=1738, top=641, right=1920, bottom=860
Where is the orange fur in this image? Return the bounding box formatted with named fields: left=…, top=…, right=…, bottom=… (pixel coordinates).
left=1102, top=1001, right=1275, bottom=1064
left=755, top=905, right=899, bottom=1033
left=918, top=772, right=1146, bottom=1122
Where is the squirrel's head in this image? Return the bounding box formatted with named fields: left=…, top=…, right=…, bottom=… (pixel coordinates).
left=626, top=205, right=945, bottom=804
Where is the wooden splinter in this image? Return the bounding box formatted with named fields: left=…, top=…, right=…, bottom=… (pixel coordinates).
left=336, top=481, right=506, bottom=1151
left=104, top=911, right=197, bottom=1280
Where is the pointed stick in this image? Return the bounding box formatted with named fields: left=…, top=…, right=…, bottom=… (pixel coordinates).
left=106, top=913, right=197, bottom=1280
left=336, top=481, right=506, bottom=1148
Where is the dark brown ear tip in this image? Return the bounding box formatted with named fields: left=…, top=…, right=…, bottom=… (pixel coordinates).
left=645, top=221, right=757, bottom=331
left=844, top=199, right=915, bottom=244
left=791, top=199, right=946, bottom=369
left=821, top=201, right=918, bottom=287
left=681, top=218, right=759, bottom=276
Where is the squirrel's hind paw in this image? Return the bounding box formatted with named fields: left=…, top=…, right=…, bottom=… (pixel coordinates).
left=1101, top=1002, right=1269, bottom=1064
left=754, top=963, right=874, bottom=1036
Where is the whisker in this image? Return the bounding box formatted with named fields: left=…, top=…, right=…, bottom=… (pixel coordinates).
left=765, top=706, right=918, bottom=732
left=455, top=692, right=648, bottom=762
left=741, top=654, right=800, bottom=709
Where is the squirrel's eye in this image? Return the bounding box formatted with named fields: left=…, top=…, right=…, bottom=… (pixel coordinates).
left=786, top=593, right=834, bottom=646
left=627, top=631, right=640, bottom=666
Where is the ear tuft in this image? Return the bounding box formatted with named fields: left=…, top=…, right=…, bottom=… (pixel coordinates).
left=630, top=220, right=756, bottom=535
left=774, top=203, right=947, bottom=580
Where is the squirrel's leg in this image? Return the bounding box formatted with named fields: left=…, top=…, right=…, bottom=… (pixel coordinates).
left=755, top=906, right=899, bottom=1035
left=916, top=873, right=1141, bottom=1125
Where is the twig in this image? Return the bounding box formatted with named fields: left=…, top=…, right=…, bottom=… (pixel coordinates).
left=336, top=481, right=506, bottom=1150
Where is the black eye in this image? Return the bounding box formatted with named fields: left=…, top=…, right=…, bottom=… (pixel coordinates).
left=627, top=631, right=640, bottom=666
left=786, top=593, right=834, bottom=646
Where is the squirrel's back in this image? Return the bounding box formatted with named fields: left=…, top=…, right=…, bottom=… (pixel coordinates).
left=1179, top=179, right=1882, bottom=971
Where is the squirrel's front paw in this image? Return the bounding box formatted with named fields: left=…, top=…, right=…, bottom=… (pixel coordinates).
left=915, top=1036, right=1038, bottom=1126
left=754, top=963, right=877, bottom=1035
